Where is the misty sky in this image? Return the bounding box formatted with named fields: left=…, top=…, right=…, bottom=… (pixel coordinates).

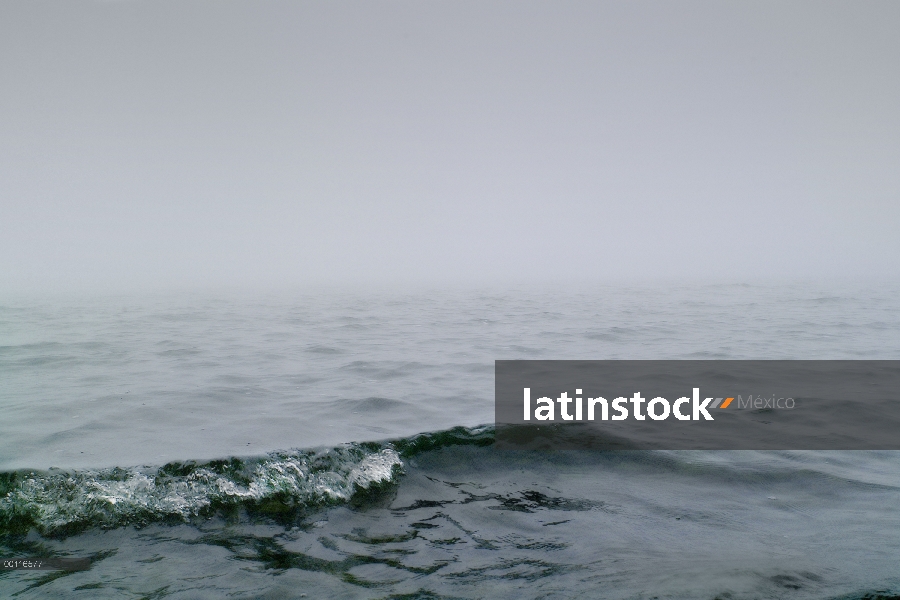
left=2, top=1, right=898, bottom=292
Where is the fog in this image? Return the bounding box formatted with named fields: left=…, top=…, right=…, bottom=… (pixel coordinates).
left=2, top=1, right=898, bottom=293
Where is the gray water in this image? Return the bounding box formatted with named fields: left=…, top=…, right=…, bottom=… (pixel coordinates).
left=2, top=282, right=900, bottom=598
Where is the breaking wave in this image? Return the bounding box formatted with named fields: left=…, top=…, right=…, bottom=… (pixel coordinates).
left=0, top=425, right=494, bottom=536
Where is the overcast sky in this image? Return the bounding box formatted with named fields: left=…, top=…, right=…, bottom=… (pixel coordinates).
left=2, top=0, right=898, bottom=292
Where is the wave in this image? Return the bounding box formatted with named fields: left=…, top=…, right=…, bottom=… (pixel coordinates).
left=4, top=423, right=888, bottom=540
left=0, top=425, right=495, bottom=537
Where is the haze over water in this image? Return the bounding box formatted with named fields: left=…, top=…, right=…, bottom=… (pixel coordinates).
left=4, top=282, right=899, bottom=471
left=3, top=0, right=900, bottom=597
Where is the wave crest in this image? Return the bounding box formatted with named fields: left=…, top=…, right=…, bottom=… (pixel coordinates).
left=0, top=447, right=402, bottom=536
left=0, top=425, right=495, bottom=536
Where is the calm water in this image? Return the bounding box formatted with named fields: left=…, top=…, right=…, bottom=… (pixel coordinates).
left=2, top=282, right=900, bottom=598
